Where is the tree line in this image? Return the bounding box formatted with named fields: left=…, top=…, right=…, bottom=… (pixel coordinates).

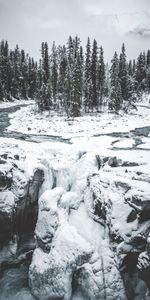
left=0, top=37, right=150, bottom=116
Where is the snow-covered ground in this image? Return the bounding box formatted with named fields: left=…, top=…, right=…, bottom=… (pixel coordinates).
left=0, top=99, right=34, bottom=109
left=7, top=94, right=150, bottom=139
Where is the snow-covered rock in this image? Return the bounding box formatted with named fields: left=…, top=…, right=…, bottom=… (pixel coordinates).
left=60, top=191, right=80, bottom=210
left=125, top=189, right=150, bottom=222
left=0, top=191, right=15, bottom=243
left=29, top=224, right=94, bottom=300
left=35, top=188, right=64, bottom=251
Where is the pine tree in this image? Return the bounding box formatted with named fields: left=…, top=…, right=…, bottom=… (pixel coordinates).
left=65, top=36, right=75, bottom=114
left=37, top=42, right=51, bottom=110
left=42, top=42, right=50, bottom=85
left=97, top=46, right=105, bottom=109
left=91, top=39, right=98, bottom=110
left=20, top=49, right=28, bottom=99
left=51, top=42, right=58, bottom=107
left=57, top=45, right=68, bottom=108
left=135, top=51, right=146, bottom=94
left=84, top=37, right=92, bottom=112
left=12, top=45, right=21, bottom=99
left=119, top=43, right=128, bottom=101
left=28, top=58, right=37, bottom=98
left=146, top=49, right=150, bottom=93
left=109, top=52, right=122, bottom=112
left=128, top=60, right=133, bottom=76
left=70, top=53, right=82, bottom=117
left=37, top=82, right=52, bottom=111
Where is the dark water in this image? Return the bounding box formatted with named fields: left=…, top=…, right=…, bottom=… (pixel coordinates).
left=0, top=267, right=35, bottom=300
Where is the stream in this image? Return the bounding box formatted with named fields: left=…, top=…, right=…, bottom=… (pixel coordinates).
left=0, top=104, right=71, bottom=144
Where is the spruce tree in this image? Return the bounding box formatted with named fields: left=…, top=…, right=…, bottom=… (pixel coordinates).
left=51, top=42, right=58, bottom=107
left=97, top=46, right=105, bottom=109
left=28, top=58, right=37, bottom=98
left=20, top=49, right=28, bottom=99
left=146, top=49, right=150, bottom=93
left=109, top=52, right=122, bottom=112
left=119, top=43, right=128, bottom=101
left=57, top=45, right=68, bottom=109
left=84, top=37, right=92, bottom=112
left=70, top=53, right=82, bottom=117
left=135, top=51, right=146, bottom=94
left=91, top=39, right=98, bottom=110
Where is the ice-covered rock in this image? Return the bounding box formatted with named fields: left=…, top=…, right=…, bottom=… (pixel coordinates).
left=0, top=143, right=45, bottom=249
left=60, top=191, right=80, bottom=211
left=29, top=224, right=93, bottom=300
left=35, top=187, right=64, bottom=251
left=76, top=240, right=127, bottom=300
left=125, top=189, right=150, bottom=222
left=0, top=191, right=15, bottom=243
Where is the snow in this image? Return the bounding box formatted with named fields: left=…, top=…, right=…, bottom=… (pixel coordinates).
left=60, top=192, right=80, bottom=210
left=7, top=94, right=150, bottom=139
left=69, top=202, right=105, bottom=252
left=0, top=191, right=15, bottom=214
left=112, top=138, right=135, bottom=149
left=0, top=99, right=34, bottom=109
left=0, top=94, right=150, bottom=299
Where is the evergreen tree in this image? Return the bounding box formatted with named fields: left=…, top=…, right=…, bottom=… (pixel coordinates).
left=128, top=60, right=133, bottom=76
left=42, top=42, right=50, bottom=84
left=135, top=51, right=146, bottom=94
left=84, top=37, right=92, bottom=112
left=146, top=49, right=150, bottom=92
left=119, top=43, right=128, bottom=101
left=97, top=46, right=105, bottom=109
left=109, top=52, right=122, bottom=112
left=65, top=36, right=74, bottom=112
left=28, top=58, right=37, bottom=98
left=91, top=39, right=98, bottom=110
left=12, top=45, right=21, bottom=99
left=70, top=53, right=82, bottom=117
left=51, top=42, right=58, bottom=106
left=20, top=49, right=28, bottom=99
left=57, top=45, right=68, bottom=108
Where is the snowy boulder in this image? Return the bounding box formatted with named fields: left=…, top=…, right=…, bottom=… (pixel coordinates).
left=28, top=169, right=44, bottom=204
left=0, top=144, right=45, bottom=247
left=138, top=234, right=150, bottom=271
left=0, top=170, right=12, bottom=191
left=125, top=189, right=150, bottom=222
left=75, top=241, right=126, bottom=300
left=29, top=224, right=93, bottom=300
left=35, top=187, right=65, bottom=251
left=15, top=167, right=45, bottom=237
left=85, top=173, right=111, bottom=223
left=107, top=156, right=121, bottom=167
left=137, top=249, right=150, bottom=293
left=59, top=192, right=80, bottom=211
left=0, top=191, right=15, bottom=244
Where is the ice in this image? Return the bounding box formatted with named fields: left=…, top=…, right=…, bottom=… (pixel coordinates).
left=69, top=202, right=105, bottom=252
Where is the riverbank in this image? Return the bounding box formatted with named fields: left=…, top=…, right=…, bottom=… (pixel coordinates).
left=6, top=94, right=150, bottom=140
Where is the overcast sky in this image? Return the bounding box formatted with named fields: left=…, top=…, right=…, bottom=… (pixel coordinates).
left=0, top=0, right=150, bottom=61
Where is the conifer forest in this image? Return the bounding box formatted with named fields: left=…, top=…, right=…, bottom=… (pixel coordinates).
left=0, top=37, right=150, bottom=116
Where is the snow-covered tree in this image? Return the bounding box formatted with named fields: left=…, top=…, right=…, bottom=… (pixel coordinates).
left=97, top=46, right=105, bottom=109
left=109, top=52, right=122, bottom=112
left=91, top=39, right=98, bottom=110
